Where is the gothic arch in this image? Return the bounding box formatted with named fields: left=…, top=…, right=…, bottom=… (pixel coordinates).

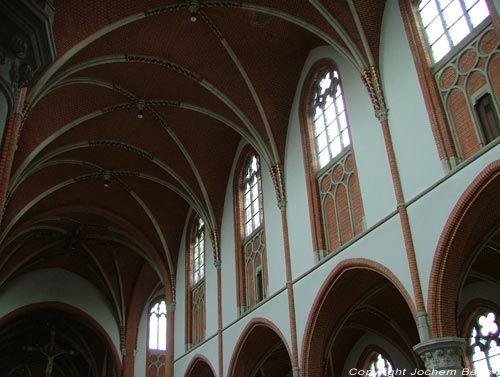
left=0, top=302, right=122, bottom=377
left=429, top=160, right=500, bottom=337
left=183, top=354, right=216, bottom=377
left=227, top=318, right=293, bottom=377
left=301, top=258, right=419, bottom=377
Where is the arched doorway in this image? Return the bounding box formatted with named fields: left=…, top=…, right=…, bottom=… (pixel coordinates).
left=301, top=259, right=421, bottom=377
left=227, top=318, right=293, bottom=377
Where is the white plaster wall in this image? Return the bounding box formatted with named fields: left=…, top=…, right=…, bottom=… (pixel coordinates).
left=220, top=140, right=245, bottom=328
left=284, top=45, right=397, bottom=280
left=407, top=144, right=500, bottom=304
left=135, top=304, right=149, bottom=377
left=204, top=224, right=218, bottom=337
left=284, top=52, right=323, bottom=278
left=174, top=213, right=189, bottom=359
left=0, top=268, right=121, bottom=355
left=380, top=1, right=444, bottom=200
left=293, top=214, right=415, bottom=362
left=217, top=139, right=288, bottom=331
left=341, top=332, right=416, bottom=376
left=173, top=209, right=218, bottom=356
left=221, top=290, right=291, bottom=377
left=261, top=164, right=287, bottom=291
left=219, top=202, right=239, bottom=326
left=171, top=8, right=500, bottom=372
left=174, top=335, right=219, bottom=377
left=336, top=50, right=397, bottom=227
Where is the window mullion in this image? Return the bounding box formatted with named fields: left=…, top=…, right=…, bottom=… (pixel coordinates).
left=333, top=93, right=345, bottom=149
left=459, top=0, right=474, bottom=30
left=156, top=312, right=161, bottom=350
left=322, top=110, right=333, bottom=162
left=437, top=1, right=455, bottom=50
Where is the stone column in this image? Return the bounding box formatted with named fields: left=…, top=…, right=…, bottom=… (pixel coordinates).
left=414, top=337, right=467, bottom=377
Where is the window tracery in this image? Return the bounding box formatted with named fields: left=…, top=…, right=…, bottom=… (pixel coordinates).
left=468, top=311, right=500, bottom=376
left=301, top=62, right=364, bottom=258
left=148, top=300, right=167, bottom=351
left=311, top=67, right=350, bottom=169
left=193, top=217, right=205, bottom=284
left=242, top=153, right=267, bottom=308
left=185, top=215, right=206, bottom=348
left=234, top=149, right=268, bottom=313
left=243, top=154, right=263, bottom=237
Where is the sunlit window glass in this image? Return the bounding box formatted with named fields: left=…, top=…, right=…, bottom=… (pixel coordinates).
left=242, top=154, right=263, bottom=237
left=311, top=68, right=351, bottom=169
left=469, top=311, right=500, bottom=376
left=193, top=218, right=205, bottom=284
left=367, top=353, right=394, bottom=377
left=418, top=0, right=490, bottom=63
left=148, top=300, right=167, bottom=350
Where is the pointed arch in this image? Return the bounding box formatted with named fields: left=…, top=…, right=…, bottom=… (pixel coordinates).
left=227, top=318, right=293, bottom=377
left=301, top=258, right=418, bottom=377
left=183, top=354, right=216, bottom=377
left=429, top=160, right=500, bottom=337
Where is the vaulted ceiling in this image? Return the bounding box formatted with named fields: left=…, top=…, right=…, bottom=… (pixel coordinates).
left=0, top=1, right=386, bottom=374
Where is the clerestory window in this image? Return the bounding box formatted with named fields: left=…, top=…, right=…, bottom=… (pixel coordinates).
left=186, top=215, right=206, bottom=347
left=192, top=217, right=205, bottom=285
left=148, top=299, right=167, bottom=351
left=235, top=149, right=268, bottom=312
left=311, top=67, right=350, bottom=169
left=243, top=154, right=263, bottom=237
left=418, top=0, right=490, bottom=63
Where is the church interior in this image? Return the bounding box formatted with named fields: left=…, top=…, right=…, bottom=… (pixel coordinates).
left=0, top=1, right=500, bottom=376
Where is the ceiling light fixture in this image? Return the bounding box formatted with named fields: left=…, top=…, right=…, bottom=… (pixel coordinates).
left=104, top=171, right=110, bottom=188
left=188, top=0, right=199, bottom=22
left=136, top=99, right=145, bottom=119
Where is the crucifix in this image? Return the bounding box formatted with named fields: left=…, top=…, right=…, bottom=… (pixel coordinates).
left=24, top=326, right=76, bottom=377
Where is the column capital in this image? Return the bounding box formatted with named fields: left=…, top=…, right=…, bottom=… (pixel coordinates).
left=270, top=164, right=287, bottom=211
left=209, top=229, right=221, bottom=267
left=169, top=302, right=176, bottom=312
left=413, top=337, right=466, bottom=372
left=0, top=0, right=56, bottom=117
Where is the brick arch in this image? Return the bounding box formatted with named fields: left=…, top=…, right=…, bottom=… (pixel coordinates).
left=227, top=317, right=293, bottom=377
left=429, top=160, right=500, bottom=337
left=301, top=258, right=418, bottom=377
left=183, top=354, right=216, bottom=377
left=0, top=301, right=122, bottom=375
